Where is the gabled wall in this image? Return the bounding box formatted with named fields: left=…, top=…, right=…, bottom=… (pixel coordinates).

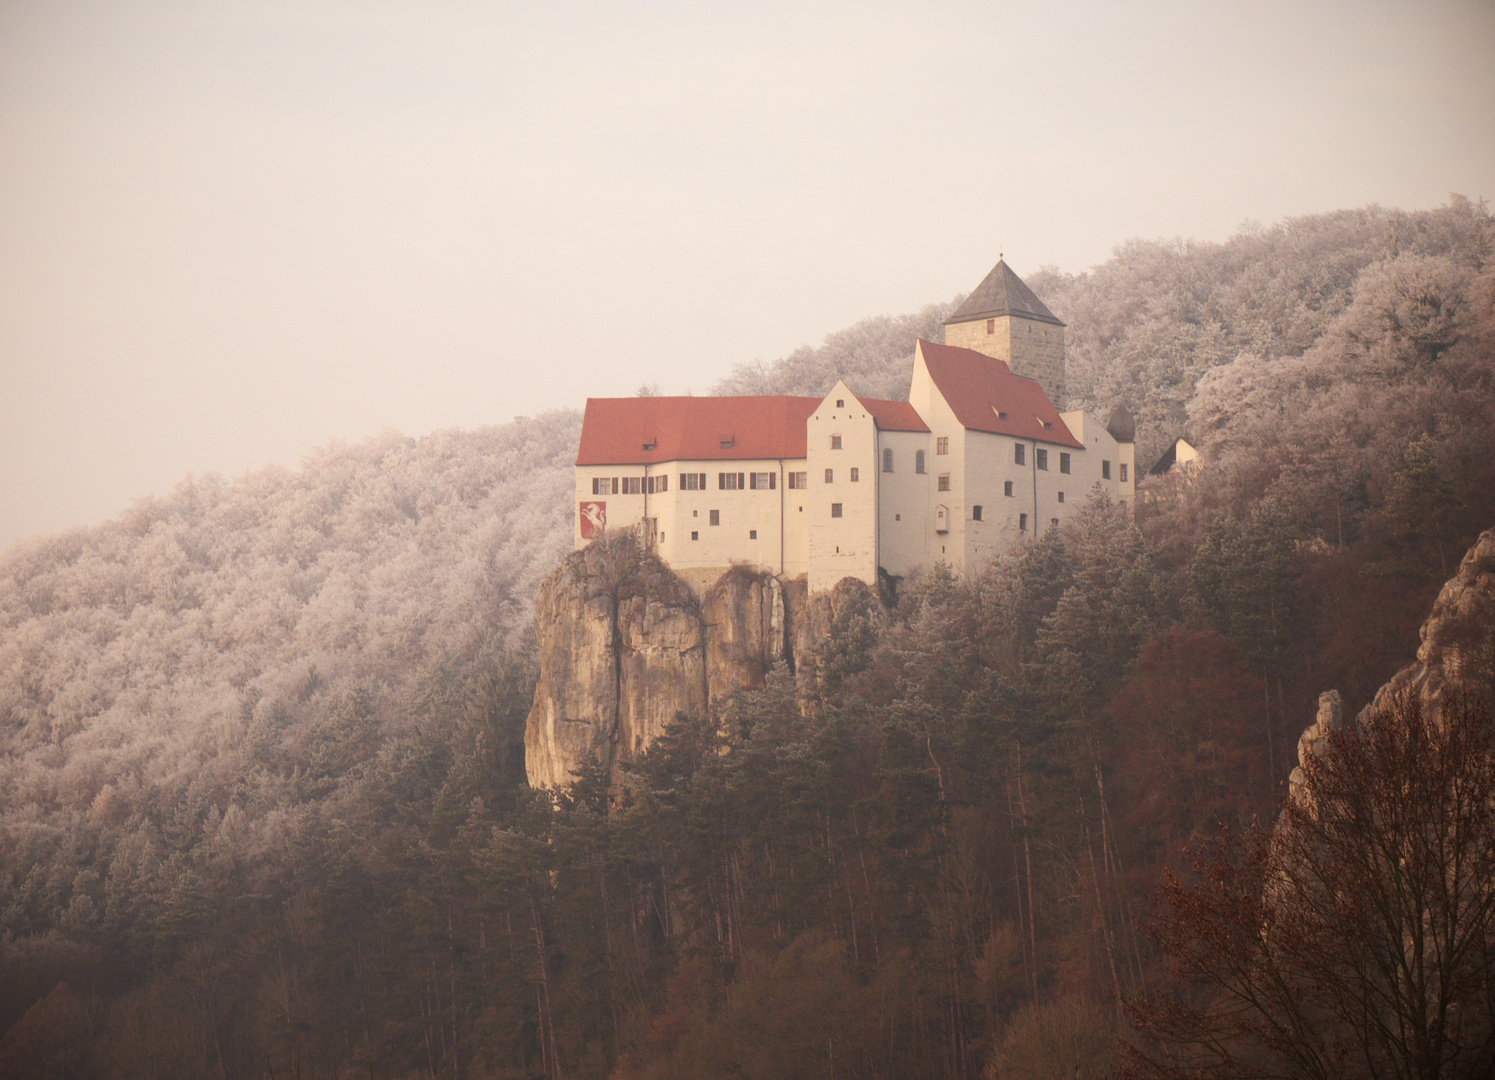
left=806, top=381, right=879, bottom=592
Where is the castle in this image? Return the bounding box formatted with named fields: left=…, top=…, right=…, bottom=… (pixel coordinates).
left=573, top=260, right=1136, bottom=594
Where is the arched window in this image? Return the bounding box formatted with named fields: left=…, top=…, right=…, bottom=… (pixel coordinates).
left=915, top=450, right=926, bottom=474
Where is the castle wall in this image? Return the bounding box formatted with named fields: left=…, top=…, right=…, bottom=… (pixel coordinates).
left=576, top=458, right=808, bottom=585
left=875, top=429, right=931, bottom=579
left=1060, top=411, right=1136, bottom=508
left=806, top=383, right=879, bottom=592
left=960, top=430, right=1029, bottom=565
left=908, top=356, right=968, bottom=572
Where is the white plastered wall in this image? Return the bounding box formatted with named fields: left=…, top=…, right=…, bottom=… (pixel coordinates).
left=910, top=344, right=969, bottom=572
left=875, top=430, right=930, bottom=579
left=1060, top=411, right=1136, bottom=510
left=806, top=382, right=879, bottom=592
left=575, top=459, right=808, bottom=581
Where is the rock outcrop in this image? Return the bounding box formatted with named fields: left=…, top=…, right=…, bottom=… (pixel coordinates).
left=1289, top=526, right=1495, bottom=796
left=702, top=567, right=786, bottom=705
left=524, top=534, right=706, bottom=790
left=1362, top=526, right=1495, bottom=716
left=525, top=533, right=881, bottom=789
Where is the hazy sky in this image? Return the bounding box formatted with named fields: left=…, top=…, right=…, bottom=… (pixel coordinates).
left=2, top=0, right=1492, bottom=549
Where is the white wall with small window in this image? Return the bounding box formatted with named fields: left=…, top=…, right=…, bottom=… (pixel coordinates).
left=875, top=428, right=930, bottom=578
left=806, top=380, right=879, bottom=591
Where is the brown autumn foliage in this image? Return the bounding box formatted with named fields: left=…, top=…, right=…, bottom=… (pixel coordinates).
left=1124, top=692, right=1495, bottom=1079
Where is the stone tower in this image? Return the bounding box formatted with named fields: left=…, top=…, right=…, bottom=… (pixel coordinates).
left=943, top=259, right=1066, bottom=406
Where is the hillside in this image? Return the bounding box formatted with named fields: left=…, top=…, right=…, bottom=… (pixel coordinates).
left=0, top=415, right=577, bottom=946
left=1, top=198, right=1493, bottom=1078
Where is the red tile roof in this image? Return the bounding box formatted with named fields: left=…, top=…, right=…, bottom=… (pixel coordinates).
left=862, top=398, right=929, bottom=432
left=916, top=339, right=1082, bottom=448
left=577, top=394, right=930, bottom=465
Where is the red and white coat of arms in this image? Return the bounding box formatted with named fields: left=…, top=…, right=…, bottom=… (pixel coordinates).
left=579, top=501, right=607, bottom=539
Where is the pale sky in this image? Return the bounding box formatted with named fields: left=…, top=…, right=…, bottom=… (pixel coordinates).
left=2, top=0, right=1492, bottom=550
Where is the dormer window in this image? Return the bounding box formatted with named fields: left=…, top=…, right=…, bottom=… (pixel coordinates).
left=996, top=410, right=1008, bottom=420
left=642, top=442, right=655, bottom=452
left=720, top=438, right=734, bottom=449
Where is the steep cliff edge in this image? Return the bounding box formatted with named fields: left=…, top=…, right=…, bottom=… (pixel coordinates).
left=525, top=535, right=880, bottom=789
left=1291, top=526, right=1495, bottom=796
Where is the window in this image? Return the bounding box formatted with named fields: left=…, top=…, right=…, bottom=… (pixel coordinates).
left=691, top=531, right=699, bottom=541
left=1051, top=517, right=1059, bottom=528
left=1019, top=513, right=1028, bottom=531
left=622, top=477, right=643, bottom=494
left=1004, top=480, right=1014, bottom=497
left=937, top=474, right=950, bottom=492
left=1059, top=452, right=1071, bottom=474
left=709, top=509, right=720, bottom=526
left=720, top=438, right=734, bottom=449
left=835, top=399, right=845, bottom=408
left=788, top=472, right=808, bottom=489
left=936, top=436, right=949, bottom=455
left=657, top=475, right=668, bottom=493
left=986, top=318, right=995, bottom=334
left=831, top=503, right=843, bottom=518
left=1120, top=463, right=1129, bottom=482
left=972, top=505, right=983, bottom=521
left=850, top=468, right=859, bottom=482
left=1036, top=448, right=1048, bottom=470
left=749, top=529, right=757, bottom=539
left=831, top=435, right=842, bottom=450
left=591, top=477, right=611, bottom=495
left=749, top=472, right=776, bottom=490
left=1102, top=460, right=1111, bottom=480
left=719, top=472, right=744, bottom=490
left=1014, top=443, right=1025, bottom=466
left=824, top=468, right=834, bottom=483
left=915, top=450, right=926, bottom=473
left=680, top=472, right=706, bottom=490
left=1058, top=491, right=1065, bottom=503
left=883, top=448, right=893, bottom=473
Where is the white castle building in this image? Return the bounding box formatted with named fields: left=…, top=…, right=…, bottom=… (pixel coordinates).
left=573, top=260, right=1136, bottom=594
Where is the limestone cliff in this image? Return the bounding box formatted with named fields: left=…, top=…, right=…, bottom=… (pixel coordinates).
left=1290, top=526, right=1495, bottom=796
left=525, top=534, right=881, bottom=789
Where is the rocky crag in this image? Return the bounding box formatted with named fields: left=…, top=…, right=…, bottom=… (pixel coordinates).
left=1291, top=526, right=1495, bottom=797
left=525, top=533, right=881, bottom=789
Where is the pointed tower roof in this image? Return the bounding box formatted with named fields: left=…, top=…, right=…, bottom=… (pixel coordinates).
left=945, top=259, right=1064, bottom=327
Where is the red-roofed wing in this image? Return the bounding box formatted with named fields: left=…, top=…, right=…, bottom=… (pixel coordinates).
left=576, top=396, right=822, bottom=465
left=861, top=398, right=929, bottom=432
left=916, top=340, right=1081, bottom=448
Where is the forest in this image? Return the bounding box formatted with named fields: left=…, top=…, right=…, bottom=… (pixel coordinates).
left=1, top=197, right=1493, bottom=1078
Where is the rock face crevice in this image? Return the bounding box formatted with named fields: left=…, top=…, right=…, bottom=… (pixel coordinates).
left=525, top=534, right=880, bottom=789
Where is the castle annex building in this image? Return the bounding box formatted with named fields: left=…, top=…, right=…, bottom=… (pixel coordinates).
left=573, top=260, right=1136, bottom=593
